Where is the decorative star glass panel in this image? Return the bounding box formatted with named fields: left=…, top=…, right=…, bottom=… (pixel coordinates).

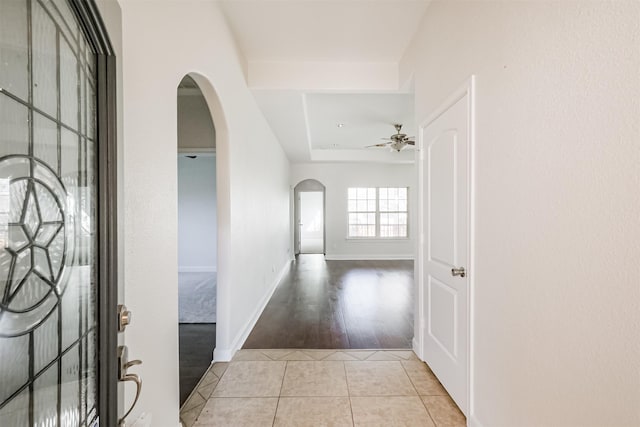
left=0, top=0, right=98, bottom=425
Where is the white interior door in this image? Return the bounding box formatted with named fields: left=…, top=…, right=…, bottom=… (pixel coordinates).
left=299, top=191, right=323, bottom=254
left=419, top=82, right=473, bottom=416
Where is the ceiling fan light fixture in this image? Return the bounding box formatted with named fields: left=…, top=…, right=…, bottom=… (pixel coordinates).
left=365, top=123, right=415, bottom=153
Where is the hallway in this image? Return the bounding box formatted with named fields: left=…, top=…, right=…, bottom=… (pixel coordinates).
left=243, top=255, right=414, bottom=349
left=180, top=349, right=465, bottom=427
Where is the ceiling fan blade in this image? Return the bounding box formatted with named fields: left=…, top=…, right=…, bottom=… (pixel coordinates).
left=366, top=143, right=390, bottom=148
left=406, top=141, right=415, bottom=145
left=380, top=137, right=393, bottom=140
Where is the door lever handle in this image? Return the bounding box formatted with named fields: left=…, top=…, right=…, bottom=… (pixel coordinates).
left=451, top=266, right=466, bottom=277
left=118, top=345, right=143, bottom=427
left=119, top=373, right=142, bottom=427
left=124, top=359, right=142, bottom=370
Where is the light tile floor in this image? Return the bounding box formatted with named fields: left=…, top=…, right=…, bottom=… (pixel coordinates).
left=180, top=350, right=466, bottom=427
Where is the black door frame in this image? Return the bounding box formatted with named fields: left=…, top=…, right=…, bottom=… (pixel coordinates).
left=68, top=1, right=118, bottom=424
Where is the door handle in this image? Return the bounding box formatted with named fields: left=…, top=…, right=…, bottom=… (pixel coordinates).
left=451, top=266, right=466, bottom=277
left=118, top=345, right=143, bottom=427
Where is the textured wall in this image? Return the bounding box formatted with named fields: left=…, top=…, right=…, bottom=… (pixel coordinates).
left=403, top=1, right=640, bottom=425
left=112, top=0, right=291, bottom=424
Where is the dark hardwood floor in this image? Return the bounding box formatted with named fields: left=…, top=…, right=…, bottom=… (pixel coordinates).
left=179, top=323, right=216, bottom=406
left=243, top=254, right=414, bottom=349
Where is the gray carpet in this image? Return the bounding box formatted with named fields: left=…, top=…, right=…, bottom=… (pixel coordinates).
left=178, top=272, right=217, bottom=323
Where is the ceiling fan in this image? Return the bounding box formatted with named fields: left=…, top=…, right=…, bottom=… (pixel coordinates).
left=366, top=124, right=415, bottom=152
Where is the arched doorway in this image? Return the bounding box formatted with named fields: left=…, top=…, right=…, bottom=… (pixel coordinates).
left=175, top=73, right=230, bottom=407
left=294, top=179, right=326, bottom=255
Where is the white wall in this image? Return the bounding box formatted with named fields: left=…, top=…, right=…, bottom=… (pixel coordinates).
left=403, top=1, right=640, bottom=425
left=111, top=1, right=291, bottom=425
left=178, top=155, right=217, bottom=271
left=177, top=93, right=216, bottom=150
left=291, top=163, right=416, bottom=260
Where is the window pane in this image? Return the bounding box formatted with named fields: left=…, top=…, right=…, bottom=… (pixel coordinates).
left=0, top=0, right=29, bottom=100
left=60, top=37, right=78, bottom=130
left=346, top=186, right=406, bottom=238
left=32, top=1, right=57, bottom=117
left=357, top=213, right=367, bottom=225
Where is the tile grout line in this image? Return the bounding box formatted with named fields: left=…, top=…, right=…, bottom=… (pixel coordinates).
left=404, top=360, right=439, bottom=427
left=398, top=358, right=439, bottom=425
left=183, top=361, right=230, bottom=426
left=399, top=358, right=422, bottom=396
left=179, top=363, right=214, bottom=412
left=181, top=350, right=452, bottom=426
left=421, top=398, right=439, bottom=427
left=343, top=361, right=356, bottom=426
left=272, top=360, right=288, bottom=427
left=179, top=360, right=221, bottom=422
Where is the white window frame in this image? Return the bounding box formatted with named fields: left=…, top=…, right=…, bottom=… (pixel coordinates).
left=346, top=187, right=409, bottom=239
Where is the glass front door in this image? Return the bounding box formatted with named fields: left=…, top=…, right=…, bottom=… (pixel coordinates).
left=0, top=0, right=101, bottom=425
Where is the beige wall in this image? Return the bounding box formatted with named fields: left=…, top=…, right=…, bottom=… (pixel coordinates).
left=403, top=1, right=640, bottom=425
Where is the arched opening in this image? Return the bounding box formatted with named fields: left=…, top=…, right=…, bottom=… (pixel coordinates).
left=294, top=179, right=326, bottom=255
left=175, top=73, right=229, bottom=407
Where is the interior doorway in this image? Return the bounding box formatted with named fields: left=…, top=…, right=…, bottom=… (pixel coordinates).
left=293, top=179, right=326, bottom=255
left=418, top=77, right=475, bottom=417
left=176, top=75, right=218, bottom=406
left=299, top=192, right=324, bottom=254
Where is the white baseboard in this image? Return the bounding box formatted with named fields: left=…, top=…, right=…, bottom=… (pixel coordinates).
left=178, top=266, right=217, bottom=273
left=324, top=253, right=414, bottom=261
left=213, top=261, right=291, bottom=362
left=412, top=337, right=422, bottom=360
left=467, top=414, right=484, bottom=427
left=213, top=347, right=234, bottom=362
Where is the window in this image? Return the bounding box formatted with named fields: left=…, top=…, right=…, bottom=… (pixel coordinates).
left=347, top=187, right=408, bottom=238
left=348, top=187, right=376, bottom=237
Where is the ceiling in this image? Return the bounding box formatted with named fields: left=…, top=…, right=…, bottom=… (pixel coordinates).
left=306, top=93, right=414, bottom=150
left=218, top=0, right=431, bottom=163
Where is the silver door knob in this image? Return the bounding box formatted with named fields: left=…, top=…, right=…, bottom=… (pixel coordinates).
left=451, top=267, right=466, bottom=277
